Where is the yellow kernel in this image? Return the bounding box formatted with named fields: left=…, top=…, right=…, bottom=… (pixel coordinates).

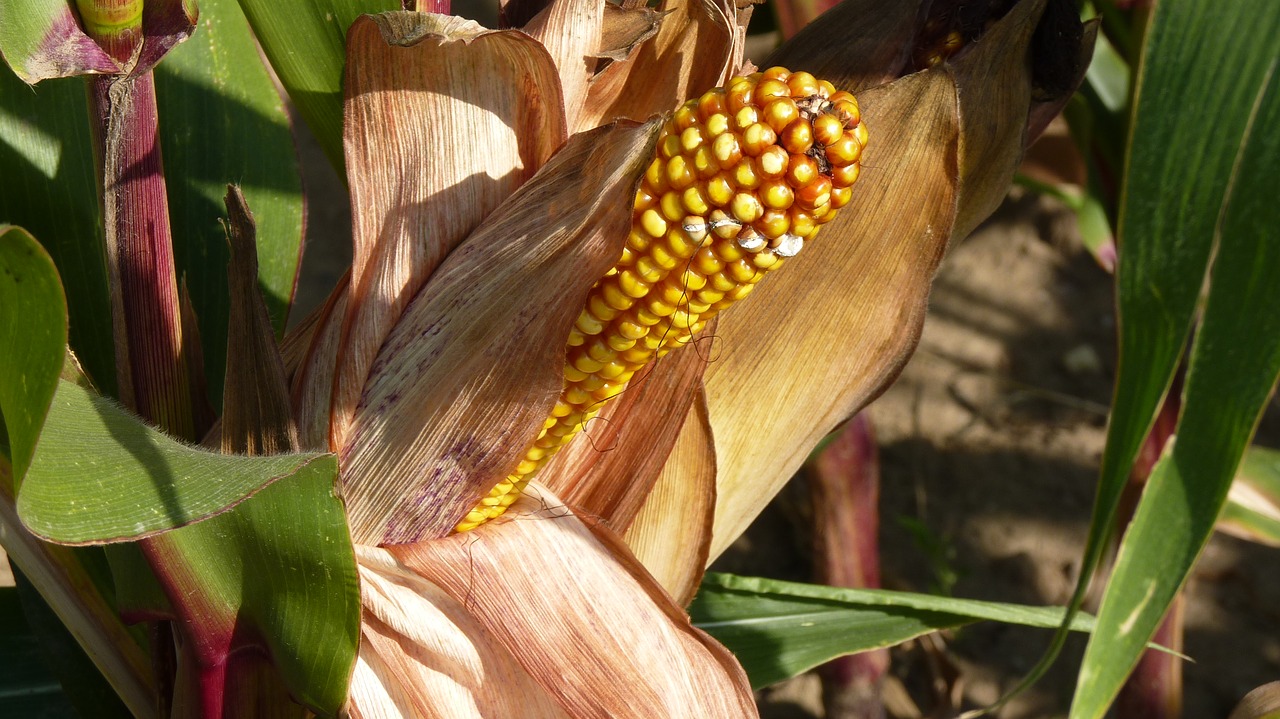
left=731, top=192, right=764, bottom=223
left=742, top=123, right=777, bottom=156
left=575, top=310, right=604, bottom=335
left=682, top=186, right=710, bottom=215
left=712, top=132, right=742, bottom=168
left=578, top=373, right=606, bottom=392
left=758, top=209, right=790, bottom=239
left=647, top=297, right=676, bottom=317
left=644, top=158, right=667, bottom=192
left=640, top=208, right=667, bottom=237
left=733, top=159, right=760, bottom=189
left=780, top=120, right=813, bottom=154
left=734, top=106, right=759, bottom=131
left=796, top=176, right=832, bottom=209
left=599, top=361, right=628, bottom=380
left=564, top=363, right=588, bottom=382
left=818, top=79, right=836, bottom=96
left=586, top=338, right=616, bottom=362
left=592, top=383, right=624, bottom=402
left=758, top=145, right=789, bottom=179
left=627, top=228, right=650, bottom=253
left=726, top=81, right=753, bottom=113
left=572, top=354, right=605, bottom=373
left=635, top=256, right=663, bottom=282
left=651, top=241, right=678, bottom=269
left=752, top=251, right=780, bottom=269
left=712, top=238, right=745, bottom=262
left=693, top=146, right=718, bottom=177
left=667, top=229, right=700, bottom=258
left=635, top=187, right=657, bottom=211
left=812, top=114, right=844, bottom=146
left=696, top=288, right=727, bottom=304
left=666, top=155, right=694, bottom=189
left=705, top=112, right=730, bottom=137
left=660, top=134, right=682, bottom=159
left=674, top=105, right=698, bottom=130
left=707, top=175, right=734, bottom=206
left=853, top=121, right=868, bottom=148
left=831, top=185, right=853, bottom=209
left=693, top=247, right=723, bottom=275
left=709, top=209, right=740, bottom=239
left=618, top=319, right=648, bottom=339
left=680, top=269, right=708, bottom=291
left=763, top=98, right=799, bottom=133
left=619, top=269, right=649, bottom=298
left=761, top=180, right=794, bottom=210
left=709, top=271, right=737, bottom=291
left=549, top=402, right=572, bottom=418
left=753, top=78, right=790, bottom=107
left=660, top=192, right=684, bottom=222
left=698, top=89, right=726, bottom=119
left=826, top=134, right=862, bottom=166
left=762, top=66, right=789, bottom=81
left=602, top=281, right=635, bottom=310
left=786, top=155, right=818, bottom=187
left=607, top=334, right=636, bottom=351
left=680, top=126, right=705, bottom=153
left=786, top=71, right=820, bottom=98
left=831, top=163, right=860, bottom=187
left=790, top=210, right=816, bottom=238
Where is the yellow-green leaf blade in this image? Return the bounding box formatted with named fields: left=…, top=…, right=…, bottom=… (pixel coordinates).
left=18, top=379, right=336, bottom=544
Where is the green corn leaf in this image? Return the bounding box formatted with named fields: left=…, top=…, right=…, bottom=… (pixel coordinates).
left=235, top=0, right=399, bottom=175
left=0, top=225, right=66, bottom=483
left=1218, top=446, right=1280, bottom=547
left=1071, top=49, right=1280, bottom=717
left=0, top=71, right=117, bottom=395
left=156, top=0, right=305, bottom=408
left=691, top=573, right=1115, bottom=690
left=17, top=379, right=336, bottom=544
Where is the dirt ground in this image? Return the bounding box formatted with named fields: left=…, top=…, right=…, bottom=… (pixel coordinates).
left=712, top=188, right=1280, bottom=718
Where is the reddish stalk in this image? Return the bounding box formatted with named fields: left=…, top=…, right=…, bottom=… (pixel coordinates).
left=807, top=414, right=889, bottom=719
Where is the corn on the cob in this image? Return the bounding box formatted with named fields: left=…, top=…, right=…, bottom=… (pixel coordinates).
left=455, top=66, right=868, bottom=532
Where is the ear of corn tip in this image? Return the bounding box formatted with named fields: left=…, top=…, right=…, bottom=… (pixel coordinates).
left=454, top=67, right=867, bottom=533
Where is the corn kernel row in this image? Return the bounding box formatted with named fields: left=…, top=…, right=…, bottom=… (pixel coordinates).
left=456, top=67, right=868, bottom=531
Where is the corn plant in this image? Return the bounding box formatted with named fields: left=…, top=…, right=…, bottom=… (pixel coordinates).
left=0, top=0, right=1180, bottom=716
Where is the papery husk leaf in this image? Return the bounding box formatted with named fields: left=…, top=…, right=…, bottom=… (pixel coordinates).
left=134, top=0, right=199, bottom=75
left=596, top=3, right=666, bottom=62
left=331, top=12, right=569, bottom=451
left=621, top=391, right=717, bottom=605
left=291, top=275, right=349, bottom=450
left=579, top=0, right=749, bottom=131
left=340, top=119, right=661, bottom=544
left=761, top=0, right=923, bottom=93
left=1027, top=18, right=1098, bottom=142
left=538, top=319, right=713, bottom=530
left=523, top=0, right=604, bottom=130
left=1229, top=682, right=1280, bottom=719
left=947, top=0, right=1042, bottom=239
left=378, top=485, right=759, bottom=718
left=351, top=547, right=571, bottom=719
left=699, top=69, right=961, bottom=559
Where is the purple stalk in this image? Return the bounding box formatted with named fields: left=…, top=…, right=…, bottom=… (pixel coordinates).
left=808, top=414, right=889, bottom=719
left=86, top=71, right=194, bottom=440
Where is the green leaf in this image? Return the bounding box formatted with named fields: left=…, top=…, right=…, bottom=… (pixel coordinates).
left=690, top=573, right=1105, bottom=690
left=235, top=0, right=399, bottom=174
left=0, top=70, right=116, bottom=395
left=1072, top=51, right=1280, bottom=717
left=17, top=379, right=336, bottom=544
left=0, top=0, right=118, bottom=82
left=145, top=467, right=359, bottom=714
left=156, top=0, right=306, bottom=408
left=1218, top=445, right=1280, bottom=547
left=0, top=225, right=66, bottom=483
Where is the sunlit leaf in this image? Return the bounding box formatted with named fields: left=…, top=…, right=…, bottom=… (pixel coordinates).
left=1219, top=446, right=1280, bottom=547
left=18, top=379, right=335, bottom=544
left=1071, top=42, right=1280, bottom=716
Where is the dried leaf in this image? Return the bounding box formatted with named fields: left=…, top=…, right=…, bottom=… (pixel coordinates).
left=595, top=4, right=666, bottom=62
left=331, top=12, right=568, bottom=451
left=290, top=276, right=349, bottom=451
left=699, top=69, right=961, bottom=559
left=340, top=119, right=661, bottom=545
left=621, top=391, right=717, bottom=605
left=375, top=485, right=759, bottom=718
left=762, top=0, right=923, bottom=93
left=523, top=0, right=604, bottom=129
left=579, top=0, right=749, bottom=131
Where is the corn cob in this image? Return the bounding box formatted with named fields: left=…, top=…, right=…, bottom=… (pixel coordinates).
left=455, top=66, right=868, bottom=532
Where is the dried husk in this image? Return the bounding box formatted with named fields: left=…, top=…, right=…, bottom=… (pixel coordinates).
left=522, top=0, right=604, bottom=130
left=340, top=119, right=661, bottom=545
left=350, top=485, right=758, bottom=718
left=578, top=0, right=750, bottom=130
left=330, top=13, right=568, bottom=452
